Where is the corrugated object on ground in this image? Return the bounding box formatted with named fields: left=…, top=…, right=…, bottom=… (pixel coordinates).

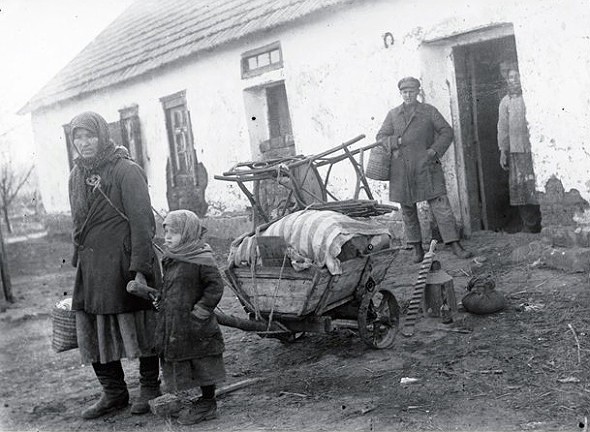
left=20, top=0, right=358, bottom=113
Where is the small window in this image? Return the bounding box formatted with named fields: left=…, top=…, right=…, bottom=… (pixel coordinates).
left=242, top=42, right=283, bottom=78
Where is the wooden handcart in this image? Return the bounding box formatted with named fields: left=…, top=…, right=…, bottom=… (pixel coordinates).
left=213, top=135, right=404, bottom=349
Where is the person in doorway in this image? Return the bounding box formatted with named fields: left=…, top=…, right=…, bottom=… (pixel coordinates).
left=68, top=111, right=162, bottom=419
left=497, top=68, right=542, bottom=233
left=376, top=76, right=472, bottom=263
left=156, top=210, right=226, bottom=425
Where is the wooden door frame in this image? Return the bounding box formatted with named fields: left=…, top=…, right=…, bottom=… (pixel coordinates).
left=423, top=24, right=515, bottom=236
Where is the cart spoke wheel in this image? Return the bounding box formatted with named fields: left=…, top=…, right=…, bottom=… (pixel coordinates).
left=358, top=287, right=399, bottom=349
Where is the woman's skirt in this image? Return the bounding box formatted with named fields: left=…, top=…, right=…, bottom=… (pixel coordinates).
left=76, top=309, right=157, bottom=364
left=161, top=355, right=226, bottom=392
left=508, top=152, right=539, bottom=206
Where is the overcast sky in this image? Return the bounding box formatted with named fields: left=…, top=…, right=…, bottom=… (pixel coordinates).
left=0, top=0, right=135, bottom=114
left=0, top=0, right=135, bottom=163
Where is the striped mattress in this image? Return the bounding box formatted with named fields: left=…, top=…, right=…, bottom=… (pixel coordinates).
left=229, top=210, right=391, bottom=275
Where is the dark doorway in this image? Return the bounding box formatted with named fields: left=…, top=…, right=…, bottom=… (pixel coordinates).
left=454, top=36, right=520, bottom=232
left=256, top=82, right=297, bottom=221
left=260, top=82, right=295, bottom=160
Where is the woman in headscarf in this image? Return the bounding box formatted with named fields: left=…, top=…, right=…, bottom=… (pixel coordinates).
left=156, top=210, right=226, bottom=425
left=68, top=111, right=162, bottom=419
left=497, top=68, right=542, bottom=232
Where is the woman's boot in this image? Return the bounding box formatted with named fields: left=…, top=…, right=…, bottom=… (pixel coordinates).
left=82, top=361, right=129, bottom=420
left=130, top=356, right=161, bottom=415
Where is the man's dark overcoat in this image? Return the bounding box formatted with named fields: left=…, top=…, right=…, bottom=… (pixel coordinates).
left=376, top=102, right=454, bottom=204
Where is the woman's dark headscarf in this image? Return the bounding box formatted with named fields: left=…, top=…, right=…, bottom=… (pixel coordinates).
left=70, top=111, right=123, bottom=172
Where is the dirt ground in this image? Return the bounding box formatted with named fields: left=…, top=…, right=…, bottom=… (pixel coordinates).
left=0, top=230, right=589, bottom=432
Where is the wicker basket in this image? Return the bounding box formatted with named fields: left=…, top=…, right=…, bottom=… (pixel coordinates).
left=52, top=299, right=78, bottom=353
left=365, top=144, right=391, bottom=181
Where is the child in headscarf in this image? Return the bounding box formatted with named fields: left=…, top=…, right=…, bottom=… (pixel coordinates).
left=155, top=209, right=226, bottom=425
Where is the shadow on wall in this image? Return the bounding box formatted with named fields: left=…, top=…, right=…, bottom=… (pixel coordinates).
left=166, top=159, right=209, bottom=217
left=538, top=176, right=590, bottom=226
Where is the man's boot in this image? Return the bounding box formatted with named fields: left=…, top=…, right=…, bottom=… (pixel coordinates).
left=82, top=361, right=129, bottom=420
left=410, top=242, right=424, bottom=263
left=449, top=241, right=473, bottom=259
left=130, top=356, right=161, bottom=415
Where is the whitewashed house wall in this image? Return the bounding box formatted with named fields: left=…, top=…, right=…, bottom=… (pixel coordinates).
left=30, top=0, right=590, bottom=230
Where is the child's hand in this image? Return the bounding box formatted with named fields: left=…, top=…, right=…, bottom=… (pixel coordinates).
left=192, top=304, right=210, bottom=320
left=500, top=150, right=509, bottom=171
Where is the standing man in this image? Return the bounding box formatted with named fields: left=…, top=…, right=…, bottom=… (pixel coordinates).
left=497, top=67, right=542, bottom=233
left=376, top=77, right=472, bottom=263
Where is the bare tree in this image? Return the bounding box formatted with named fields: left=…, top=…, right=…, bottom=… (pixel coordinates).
left=0, top=160, right=34, bottom=233
left=0, top=221, right=12, bottom=304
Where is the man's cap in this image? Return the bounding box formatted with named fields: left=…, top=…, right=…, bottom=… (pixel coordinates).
left=398, top=76, right=421, bottom=90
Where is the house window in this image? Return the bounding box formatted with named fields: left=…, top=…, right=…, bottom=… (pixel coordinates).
left=241, top=42, right=283, bottom=78
left=119, top=104, right=144, bottom=168
left=160, top=91, right=196, bottom=177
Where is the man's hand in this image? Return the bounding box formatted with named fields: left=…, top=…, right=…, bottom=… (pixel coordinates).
left=426, top=148, right=438, bottom=164
left=500, top=150, right=509, bottom=171
left=380, top=135, right=400, bottom=151
left=192, top=304, right=211, bottom=320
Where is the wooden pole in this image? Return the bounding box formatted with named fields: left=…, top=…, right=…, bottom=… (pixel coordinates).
left=214, top=310, right=285, bottom=332
left=0, top=223, right=13, bottom=303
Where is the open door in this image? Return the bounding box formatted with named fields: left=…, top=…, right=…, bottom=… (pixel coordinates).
left=454, top=36, right=520, bottom=231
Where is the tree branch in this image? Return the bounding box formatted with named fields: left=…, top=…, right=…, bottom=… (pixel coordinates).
left=6, top=165, right=34, bottom=207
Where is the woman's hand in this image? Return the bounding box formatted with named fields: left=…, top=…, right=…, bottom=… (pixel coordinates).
left=192, top=304, right=211, bottom=320
left=126, top=278, right=159, bottom=303
left=134, top=272, right=147, bottom=286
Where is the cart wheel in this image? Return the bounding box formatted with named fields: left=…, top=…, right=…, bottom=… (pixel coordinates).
left=358, top=286, right=400, bottom=349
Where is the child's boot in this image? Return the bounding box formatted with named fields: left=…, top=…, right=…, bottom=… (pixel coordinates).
left=177, top=397, right=217, bottom=425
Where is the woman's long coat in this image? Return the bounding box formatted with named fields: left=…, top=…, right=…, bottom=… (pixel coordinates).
left=376, top=102, right=454, bottom=204
left=70, top=158, right=160, bottom=314
left=155, top=259, right=225, bottom=362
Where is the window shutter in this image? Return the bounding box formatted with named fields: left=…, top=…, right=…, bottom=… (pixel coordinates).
left=62, top=124, right=75, bottom=171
